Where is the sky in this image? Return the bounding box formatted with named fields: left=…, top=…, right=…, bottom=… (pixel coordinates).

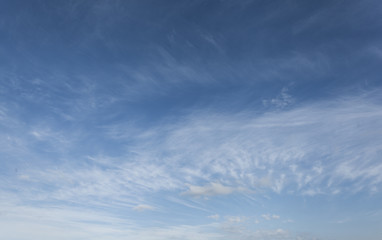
left=0, top=0, right=382, bottom=239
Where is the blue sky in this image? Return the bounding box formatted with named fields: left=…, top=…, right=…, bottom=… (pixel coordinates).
left=1, top=0, right=382, bottom=239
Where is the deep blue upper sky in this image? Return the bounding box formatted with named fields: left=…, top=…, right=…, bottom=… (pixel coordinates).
left=1, top=1, right=382, bottom=240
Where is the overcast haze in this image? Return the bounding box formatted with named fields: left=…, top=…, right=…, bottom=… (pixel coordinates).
left=1, top=1, right=382, bottom=239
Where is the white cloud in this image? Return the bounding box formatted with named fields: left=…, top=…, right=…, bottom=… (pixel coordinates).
left=262, top=214, right=271, bottom=220
left=139, top=91, right=382, bottom=195
left=263, top=87, right=295, bottom=108
left=6, top=91, right=381, bottom=211
left=1, top=90, right=381, bottom=240
left=0, top=208, right=220, bottom=240
left=226, top=216, right=247, bottom=223
left=302, top=188, right=323, bottom=196
left=261, top=214, right=280, bottom=220
left=333, top=218, right=351, bottom=224
left=208, top=214, right=220, bottom=220
left=284, top=219, right=294, bottom=223
left=0, top=200, right=313, bottom=240
left=182, top=182, right=242, bottom=197
left=166, top=196, right=211, bottom=213
left=222, top=225, right=293, bottom=240
left=133, top=204, right=154, bottom=211
left=0, top=201, right=135, bottom=240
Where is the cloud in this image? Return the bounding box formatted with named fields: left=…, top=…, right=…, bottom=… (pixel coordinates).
left=133, top=204, right=154, bottom=212
left=182, top=182, right=242, bottom=197
left=0, top=201, right=136, bottom=240
left=302, top=188, right=323, bottom=196
left=226, top=216, right=247, bottom=223
left=1, top=87, right=381, bottom=240
left=222, top=224, right=294, bottom=240
left=261, top=214, right=272, bottom=221
left=208, top=214, right=220, bottom=220
left=261, top=214, right=280, bottom=220
left=5, top=91, right=381, bottom=212
left=1, top=1, right=381, bottom=239
left=137, top=91, right=382, bottom=196
left=127, top=224, right=222, bottom=240
left=333, top=218, right=351, bottom=224
left=0, top=198, right=223, bottom=240
left=263, top=87, right=295, bottom=108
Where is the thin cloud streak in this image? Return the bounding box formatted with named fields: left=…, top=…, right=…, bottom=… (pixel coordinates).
left=120, top=91, right=382, bottom=196
left=5, top=91, right=382, bottom=210
left=1, top=1, right=381, bottom=239
left=182, top=182, right=244, bottom=197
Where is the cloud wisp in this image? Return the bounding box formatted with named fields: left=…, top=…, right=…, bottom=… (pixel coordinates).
left=133, top=204, right=155, bottom=212
left=1, top=1, right=382, bottom=239
left=182, top=182, right=244, bottom=197
left=5, top=91, right=382, bottom=211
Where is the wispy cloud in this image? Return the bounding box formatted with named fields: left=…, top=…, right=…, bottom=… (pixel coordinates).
left=262, top=87, right=295, bottom=109
left=1, top=0, right=381, bottom=239
left=262, top=214, right=280, bottom=220
left=3, top=89, right=379, bottom=240
left=225, top=216, right=248, bottom=223
left=6, top=91, right=381, bottom=210
left=133, top=204, right=155, bottom=212
left=182, top=182, right=244, bottom=197
left=116, top=91, right=382, bottom=196
left=208, top=214, right=220, bottom=220
left=0, top=201, right=135, bottom=240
